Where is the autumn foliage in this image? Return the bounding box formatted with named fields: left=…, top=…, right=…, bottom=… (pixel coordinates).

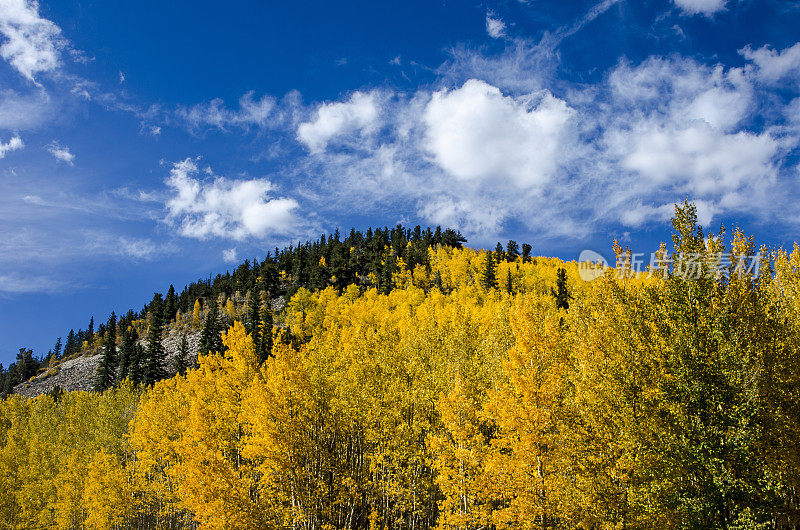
left=2, top=205, right=800, bottom=528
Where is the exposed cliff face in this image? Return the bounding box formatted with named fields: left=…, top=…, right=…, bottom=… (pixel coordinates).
left=14, top=330, right=201, bottom=398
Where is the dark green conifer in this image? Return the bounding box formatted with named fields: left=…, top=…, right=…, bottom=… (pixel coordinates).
left=143, top=293, right=167, bottom=385
left=164, top=284, right=178, bottom=324
left=256, top=294, right=274, bottom=365
left=522, top=243, right=532, bottom=263
left=551, top=267, right=571, bottom=310
left=117, top=326, right=137, bottom=381
left=198, top=302, right=223, bottom=356
left=93, top=312, right=117, bottom=392
left=175, top=335, right=189, bottom=376
left=481, top=251, right=497, bottom=290
left=506, top=240, right=520, bottom=262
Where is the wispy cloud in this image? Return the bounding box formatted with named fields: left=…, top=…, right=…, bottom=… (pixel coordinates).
left=672, top=0, right=727, bottom=17
left=0, top=274, right=67, bottom=294
left=486, top=12, right=506, bottom=39
left=45, top=140, right=74, bottom=165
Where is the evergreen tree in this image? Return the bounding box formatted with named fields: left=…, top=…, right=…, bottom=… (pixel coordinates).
left=164, top=284, right=177, bottom=324
left=381, top=252, right=396, bottom=295
left=198, top=302, right=224, bottom=356
left=246, top=290, right=261, bottom=338
left=86, top=316, right=94, bottom=345
left=506, top=240, right=520, bottom=262
left=505, top=268, right=514, bottom=294
left=143, top=293, right=167, bottom=385
left=551, top=267, right=571, bottom=310
left=93, top=312, right=117, bottom=392
left=53, top=337, right=62, bottom=359
left=175, top=335, right=189, bottom=376
left=494, top=242, right=506, bottom=263
left=117, top=326, right=138, bottom=382
left=522, top=243, right=532, bottom=263
left=481, top=251, right=497, bottom=290
left=64, top=329, right=77, bottom=357
left=256, top=294, right=274, bottom=365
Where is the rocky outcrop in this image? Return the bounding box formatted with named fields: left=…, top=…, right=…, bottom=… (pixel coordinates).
left=14, top=329, right=201, bottom=398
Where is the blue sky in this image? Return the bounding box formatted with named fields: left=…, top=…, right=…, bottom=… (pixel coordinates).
left=1, top=0, right=799, bottom=364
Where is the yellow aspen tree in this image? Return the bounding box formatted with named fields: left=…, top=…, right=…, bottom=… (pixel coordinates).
left=192, top=299, right=203, bottom=329
left=429, top=375, right=495, bottom=529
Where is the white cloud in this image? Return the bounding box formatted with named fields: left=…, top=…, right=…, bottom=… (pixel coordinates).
left=673, top=0, right=726, bottom=17
left=222, top=248, right=237, bottom=263
left=0, top=273, right=65, bottom=293
left=0, top=0, right=63, bottom=82
left=0, top=135, right=23, bottom=158
left=0, top=88, right=52, bottom=129
left=600, top=56, right=781, bottom=226
left=297, top=91, right=380, bottom=153
left=164, top=158, right=300, bottom=240
left=176, top=91, right=276, bottom=130
left=741, top=43, right=800, bottom=85
left=423, top=79, right=574, bottom=188
left=486, top=13, right=506, bottom=39
left=45, top=141, right=74, bottom=165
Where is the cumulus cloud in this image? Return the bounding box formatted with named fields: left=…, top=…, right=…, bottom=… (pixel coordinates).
left=45, top=141, right=74, bottom=165
left=423, top=79, right=574, bottom=189
left=0, top=0, right=63, bottom=82
left=600, top=56, right=780, bottom=226
left=0, top=135, right=23, bottom=158
left=222, top=248, right=237, bottom=263
left=164, top=158, right=300, bottom=240
left=673, top=0, right=726, bottom=17
left=741, top=43, right=800, bottom=85
left=486, top=13, right=506, bottom=39
left=297, top=91, right=380, bottom=153
left=176, top=91, right=276, bottom=131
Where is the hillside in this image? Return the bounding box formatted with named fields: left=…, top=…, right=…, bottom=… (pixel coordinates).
left=1, top=224, right=476, bottom=397
left=2, top=205, right=800, bottom=528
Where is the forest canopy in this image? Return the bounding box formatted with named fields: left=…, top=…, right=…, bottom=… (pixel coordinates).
left=1, top=203, right=799, bottom=529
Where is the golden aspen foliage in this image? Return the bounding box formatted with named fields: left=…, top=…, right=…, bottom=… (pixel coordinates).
left=192, top=299, right=203, bottom=329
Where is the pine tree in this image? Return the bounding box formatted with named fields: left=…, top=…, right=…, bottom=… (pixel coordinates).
left=175, top=335, right=189, bottom=376
left=522, top=243, right=532, bottom=263
left=494, top=242, right=505, bottom=263
left=53, top=337, right=62, bottom=359
left=164, top=284, right=177, bottom=324
left=143, top=293, right=167, bottom=385
left=506, top=240, right=520, bottom=262
left=506, top=268, right=514, bottom=294
left=65, top=329, right=77, bottom=357
left=256, top=294, right=274, bottom=365
left=481, top=251, right=497, bottom=290
left=87, top=316, right=94, bottom=345
left=550, top=267, right=571, bottom=310
left=198, top=302, right=224, bottom=356
left=94, top=312, right=117, bottom=392
left=117, top=326, right=138, bottom=382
